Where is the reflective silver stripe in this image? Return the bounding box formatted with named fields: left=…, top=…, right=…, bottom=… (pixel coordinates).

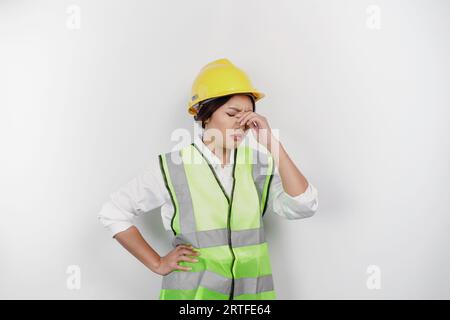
left=234, top=274, right=274, bottom=297
left=170, top=228, right=229, bottom=248
left=167, top=226, right=266, bottom=249
left=232, top=226, right=266, bottom=247
left=165, top=149, right=196, bottom=234
left=161, top=269, right=274, bottom=296
left=252, top=148, right=270, bottom=211
left=162, top=269, right=232, bottom=295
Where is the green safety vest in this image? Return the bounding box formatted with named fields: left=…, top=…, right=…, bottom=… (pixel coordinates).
left=157, top=142, right=275, bottom=300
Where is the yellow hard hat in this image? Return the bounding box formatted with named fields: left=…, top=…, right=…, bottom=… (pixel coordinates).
left=187, top=58, right=265, bottom=116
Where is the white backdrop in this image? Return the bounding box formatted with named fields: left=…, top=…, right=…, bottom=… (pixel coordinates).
left=1, top=0, right=449, bottom=299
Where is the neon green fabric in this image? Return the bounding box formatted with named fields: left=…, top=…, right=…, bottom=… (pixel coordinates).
left=158, top=143, right=275, bottom=300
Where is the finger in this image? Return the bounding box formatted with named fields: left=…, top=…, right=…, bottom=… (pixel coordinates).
left=177, top=243, right=193, bottom=247
left=178, top=255, right=199, bottom=263
left=174, top=261, right=192, bottom=271
left=236, top=111, right=252, bottom=124
left=238, top=111, right=254, bottom=125
left=249, top=119, right=259, bottom=128
left=243, top=121, right=255, bottom=132
left=242, top=115, right=262, bottom=128
left=179, top=248, right=200, bottom=256
left=178, top=248, right=194, bottom=255
left=242, top=115, right=263, bottom=126
left=175, top=264, right=192, bottom=271
left=236, top=110, right=251, bottom=119
left=176, top=244, right=193, bottom=250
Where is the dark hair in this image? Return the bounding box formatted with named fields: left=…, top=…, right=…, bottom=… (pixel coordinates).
left=194, top=94, right=256, bottom=129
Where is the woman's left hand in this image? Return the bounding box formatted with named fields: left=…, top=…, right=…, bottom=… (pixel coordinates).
left=236, top=111, right=276, bottom=149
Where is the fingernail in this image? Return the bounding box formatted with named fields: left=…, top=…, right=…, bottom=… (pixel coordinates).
left=193, top=259, right=199, bottom=262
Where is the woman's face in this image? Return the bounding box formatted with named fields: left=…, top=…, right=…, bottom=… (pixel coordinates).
left=201, top=94, right=253, bottom=150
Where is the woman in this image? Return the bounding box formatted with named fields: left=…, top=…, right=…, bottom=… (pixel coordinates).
left=97, top=58, right=319, bottom=300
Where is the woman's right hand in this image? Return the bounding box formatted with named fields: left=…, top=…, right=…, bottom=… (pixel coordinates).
left=153, top=244, right=201, bottom=276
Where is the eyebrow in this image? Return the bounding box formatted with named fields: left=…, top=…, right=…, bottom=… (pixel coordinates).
left=228, top=106, right=252, bottom=113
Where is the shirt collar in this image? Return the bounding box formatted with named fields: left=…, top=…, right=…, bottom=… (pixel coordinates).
left=193, top=132, right=235, bottom=167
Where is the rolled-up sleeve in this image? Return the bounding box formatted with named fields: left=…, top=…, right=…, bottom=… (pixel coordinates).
left=97, top=161, right=166, bottom=238
left=266, top=166, right=319, bottom=220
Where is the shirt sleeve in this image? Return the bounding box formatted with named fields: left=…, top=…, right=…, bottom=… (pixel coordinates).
left=97, top=157, right=167, bottom=238
left=265, top=165, right=319, bottom=219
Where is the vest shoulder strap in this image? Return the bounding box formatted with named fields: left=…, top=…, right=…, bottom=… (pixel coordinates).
left=251, top=148, right=275, bottom=216
left=158, top=148, right=185, bottom=235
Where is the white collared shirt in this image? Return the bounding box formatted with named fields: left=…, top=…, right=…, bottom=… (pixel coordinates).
left=97, top=133, right=319, bottom=238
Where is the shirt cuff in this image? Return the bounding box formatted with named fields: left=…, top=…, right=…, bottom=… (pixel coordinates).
left=97, top=201, right=135, bottom=238
left=284, top=181, right=317, bottom=202
left=280, top=181, right=319, bottom=219
left=108, top=221, right=134, bottom=238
